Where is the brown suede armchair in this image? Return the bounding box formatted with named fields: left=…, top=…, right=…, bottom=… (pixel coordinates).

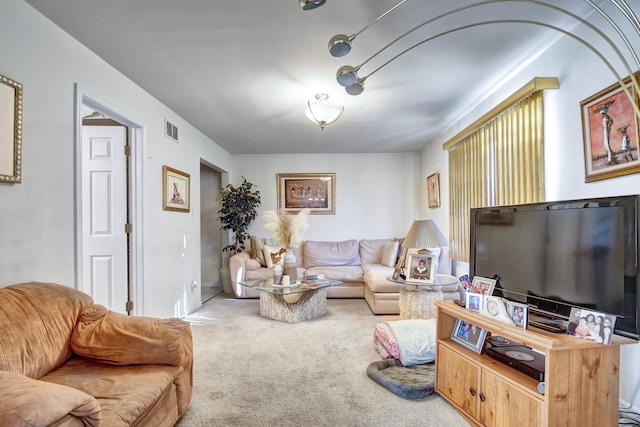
left=0, top=282, right=193, bottom=426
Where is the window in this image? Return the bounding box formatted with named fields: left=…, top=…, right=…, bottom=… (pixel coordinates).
left=443, top=78, right=558, bottom=261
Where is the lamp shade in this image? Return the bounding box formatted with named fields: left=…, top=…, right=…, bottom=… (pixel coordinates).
left=402, top=219, right=448, bottom=249
left=304, top=93, right=344, bottom=130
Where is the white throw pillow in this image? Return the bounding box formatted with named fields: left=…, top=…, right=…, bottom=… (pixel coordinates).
left=381, top=241, right=400, bottom=267
left=262, top=245, right=287, bottom=268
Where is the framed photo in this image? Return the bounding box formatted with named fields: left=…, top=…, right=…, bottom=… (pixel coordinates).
left=465, top=292, right=483, bottom=312
left=0, top=73, right=23, bottom=184
left=580, top=72, right=640, bottom=182
left=507, top=301, right=529, bottom=328
left=451, top=319, right=487, bottom=353
left=404, top=252, right=436, bottom=284
left=566, top=307, right=617, bottom=345
left=426, top=172, right=440, bottom=208
left=162, top=165, right=190, bottom=212
left=471, top=276, right=496, bottom=296
left=277, top=173, right=335, bottom=215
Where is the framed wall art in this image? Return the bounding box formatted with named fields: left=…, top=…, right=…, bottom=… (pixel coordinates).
left=427, top=172, right=440, bottom=208
left=580, top=73, right=640, bottom=182
left=0, top=73, right=23, bottom=184
left=163, top=165, right=190, bottom=212
left=277, top=173, right=335, bottom=215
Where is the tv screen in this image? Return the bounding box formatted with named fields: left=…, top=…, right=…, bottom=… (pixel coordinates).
left=470, top=195, right=639, bottom=339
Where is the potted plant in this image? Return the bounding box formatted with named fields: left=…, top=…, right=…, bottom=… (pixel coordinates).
left=218, top=177, right=261, bottom=254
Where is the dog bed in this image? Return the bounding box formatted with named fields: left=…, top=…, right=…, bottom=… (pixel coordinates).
left=366, top=358, right=436, bottom=400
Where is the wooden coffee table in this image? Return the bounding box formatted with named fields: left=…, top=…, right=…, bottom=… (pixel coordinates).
left=239, top=279, right=341, bottom=323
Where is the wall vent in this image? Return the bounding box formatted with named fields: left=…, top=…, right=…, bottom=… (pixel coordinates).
left=165, top=119, right=179, bottom=142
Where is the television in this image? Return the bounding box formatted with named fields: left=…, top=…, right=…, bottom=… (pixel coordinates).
left=470, top=195, right=640, bottom=339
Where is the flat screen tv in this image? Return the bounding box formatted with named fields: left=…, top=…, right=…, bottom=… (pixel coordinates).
left=470, top=195, right=640, bottom=339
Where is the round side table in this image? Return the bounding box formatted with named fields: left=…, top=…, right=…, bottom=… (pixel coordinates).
left=399, top=288, right=443, bottom=319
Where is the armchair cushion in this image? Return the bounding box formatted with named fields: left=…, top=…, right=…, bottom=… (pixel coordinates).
left=72, top=304, right=188, bottom=367
left=0, top=370, right=101, bottom=427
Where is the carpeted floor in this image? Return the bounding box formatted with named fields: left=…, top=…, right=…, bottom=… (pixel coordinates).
left=177, top=293, right=469, bottom=427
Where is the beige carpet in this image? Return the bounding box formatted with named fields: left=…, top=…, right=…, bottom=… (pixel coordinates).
left=177, top=293, right=469, bottom=427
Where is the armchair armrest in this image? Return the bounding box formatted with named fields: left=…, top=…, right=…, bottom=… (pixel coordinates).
left=71, top=304, right=193, bottom=416
left=0, top=370, right=101, bottom=427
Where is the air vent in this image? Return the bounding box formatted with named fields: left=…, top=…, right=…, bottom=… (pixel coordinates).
left=165, top=119, right=179, bottom=142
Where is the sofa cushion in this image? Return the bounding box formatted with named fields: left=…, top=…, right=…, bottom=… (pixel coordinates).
left=304, top=239, right=360, bottom=267
left=363, top=264, right=401, bottom=292
left=359, top=239, right=392, bottom=265
left=0, top=282, right=93, bottom=379
left=304, top=265, right=364, bottom=282
left=41, top=357, right=179, bottom=427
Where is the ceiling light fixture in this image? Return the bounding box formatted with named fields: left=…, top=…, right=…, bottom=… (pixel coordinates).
left=327, top=0, right=408, bottom=57
left=331, top=0, right=640, bottom=118
left=304, top=93, right=344, bottom=130
left=300, top=0, right=326, bottom=11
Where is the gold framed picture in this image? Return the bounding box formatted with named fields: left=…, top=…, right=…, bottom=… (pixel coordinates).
left=427, top=172, right=440, bottom=208
left=277, top=173, right=335, bottom=215
left=580, top=73, right=640, bottom=182
left=163, top=165, right=190, bottom=212
left=0, top=73, right=23, bottom=184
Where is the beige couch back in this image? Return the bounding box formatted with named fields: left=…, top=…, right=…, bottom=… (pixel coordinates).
left=0, top=282, right=93, bottom=378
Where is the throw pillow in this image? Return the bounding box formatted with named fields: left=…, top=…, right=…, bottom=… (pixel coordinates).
left=262, top=245, right=287, bottom=268
left=250, top=235, right=267, bottom=266
left=381, top=241, right=400, bottom=267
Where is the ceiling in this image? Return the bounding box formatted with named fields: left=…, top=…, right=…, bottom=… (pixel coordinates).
left=25, top=0, right=600, bottom=154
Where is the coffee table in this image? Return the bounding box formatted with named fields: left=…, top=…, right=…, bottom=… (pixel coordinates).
left=239, top=279, right=342, bottom=323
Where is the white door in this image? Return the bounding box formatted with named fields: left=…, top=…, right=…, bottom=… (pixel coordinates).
left=81, top=125, right=128, bottom=313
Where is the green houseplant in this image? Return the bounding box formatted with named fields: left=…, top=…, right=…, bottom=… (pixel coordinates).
left=218, top=177, right=261, bottom=254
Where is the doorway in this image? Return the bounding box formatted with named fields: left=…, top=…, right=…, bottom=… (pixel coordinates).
left=200, top=162, right=223, bottom=302
left=75, top=86, right=144, bottom=315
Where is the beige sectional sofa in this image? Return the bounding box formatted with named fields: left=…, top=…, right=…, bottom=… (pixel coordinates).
left=229, top=238, right=460, bottom=314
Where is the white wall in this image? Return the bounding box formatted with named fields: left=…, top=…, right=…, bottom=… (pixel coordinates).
left=232, top=153, right=421, bottom=242
left=421, top=4, right=640, bottom=406
left=0, top=0, right=232, bottom=318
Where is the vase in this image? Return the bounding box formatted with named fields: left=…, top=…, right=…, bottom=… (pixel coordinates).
left=283, top=249, right=298, bottom=283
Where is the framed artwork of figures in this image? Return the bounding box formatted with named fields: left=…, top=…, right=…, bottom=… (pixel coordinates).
left=427, top=172, right=440, bottom=208
left=277, top=173, right=335, bottom=215
left=581, top=73, right=640, bottom=182
left=163, top=165, right=190, bottom=212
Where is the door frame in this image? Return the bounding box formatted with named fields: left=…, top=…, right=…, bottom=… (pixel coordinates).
left=74, top=84, right=145, bottom=315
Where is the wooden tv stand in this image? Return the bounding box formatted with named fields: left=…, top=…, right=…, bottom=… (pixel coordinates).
left=434, top=300, right=637, bottom=426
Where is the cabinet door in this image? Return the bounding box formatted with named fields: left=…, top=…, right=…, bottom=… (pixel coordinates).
left=480, top=370, right=542, bottom=427
left=437, top=344, right=480, bottom=419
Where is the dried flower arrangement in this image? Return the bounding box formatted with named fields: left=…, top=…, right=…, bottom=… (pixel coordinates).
left=262, top=208, right=310, bottom=249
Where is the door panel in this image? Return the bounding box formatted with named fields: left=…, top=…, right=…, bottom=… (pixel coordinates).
left=81, top=126, right=128, bottom=313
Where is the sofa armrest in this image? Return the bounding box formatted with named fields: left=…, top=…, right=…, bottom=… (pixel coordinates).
left=0, top=370, right=101, bottom=427
left=229, top=251, right=251, bottom=289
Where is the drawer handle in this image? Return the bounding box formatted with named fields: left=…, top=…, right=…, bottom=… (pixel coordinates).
left=479, top=393, right=486, bottom=402
left=469, top=388, right=476, bottom=397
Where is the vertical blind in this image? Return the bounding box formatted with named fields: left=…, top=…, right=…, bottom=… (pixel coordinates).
left=446, top=91, right=546, bottom=262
